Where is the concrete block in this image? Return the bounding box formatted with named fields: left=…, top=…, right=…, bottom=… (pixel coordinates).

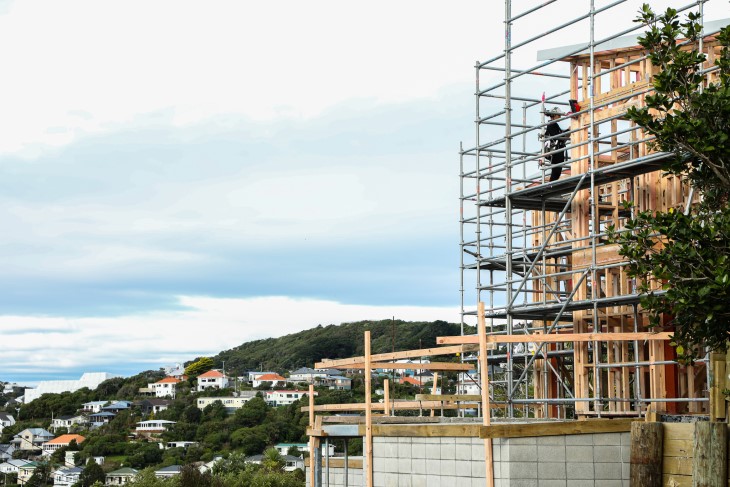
left=595, top=481, right=623, bottom=487
left=541, top=481, right=570, bottom=487
left=566, top=445, right=594, bottom=463
left=567, top=462, right=594, bottom=479
left=425, top=459, right=440, bottom=476
left=538, top=444, right=566, bottom=462
left=411, top=436, right=426, bottom=444
left=373, top=471, right=386, bottom=486
left=425, top=442, right=440, bottom=460
left=507, top=444, right=537, bottom=462
left=568, top=481, right=595, bottom=487
left=439, top=475, right=457, bottom=487
left=594, top=462, right=622, bottom=479
left=397, top=456, right=412, bottom=474
left=411, top=458, right=426, bottom=474
left=621, top=462, right=629, bottom=480
left=471, top=459, right=486, bottom=478
left=411, top=474, right=427, bottom=487
left=537, top=435, right=565, bottom=446
left=508, top=461, right=538, bottom=479
left=382, top=457, right=398, bottom=473
left=507, top=436, right=537, bottom=445
left=593, top=433, right=621, bottom=445
left=397, top=442, right=412, bottom=459
left=620, top=444, right=630, bottom=463
left=455, top=436, right=472, bottom=444
left=398, top=436, right=412, bottom=444
left=426, top=475, right=441, bottom=487
left=455, top=443, right=472, bottom=461
left=593, top=446, right=621, bottom=463
left=471, top=441, right=485, bottom=461
left=441, top=442, right=456, bottom=460
left=620, top=432, right=630, bottom=446
left=377, top=441, right=398, bottom=458
left=412, top=442, right=425, bottom=459
left=538, top=461, right=567, bottom=480
left=383, top=472, right=399, bottom=487
left=397, top=473, right=412, bottom=487
left=565, top=434, right=593, bottom=445
left=441, top=436, right=456, bottom=445
left=441, top=459, right=456, bottom=476
left=423, top=437, right=440, bottom=445
left=454, top=460, right=471, bottom=477
left=506, top=480, right=539, bottom=487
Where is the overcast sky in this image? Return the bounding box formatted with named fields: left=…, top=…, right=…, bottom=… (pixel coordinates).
left=1, top=0, right=725, bottom=384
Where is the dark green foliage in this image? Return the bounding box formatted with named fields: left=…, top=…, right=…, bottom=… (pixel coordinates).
left=77, top=460, right=105, bottom=487
left=233, top=397, right=269, bottom=428
left=215, top=319, right=465, bottom=375
left=611, top=4, right=730, bottom=360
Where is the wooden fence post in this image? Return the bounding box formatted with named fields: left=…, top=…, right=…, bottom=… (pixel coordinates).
left=630, top=421, right=663, bottom=487
left=692, top=422, right=727, bottom=487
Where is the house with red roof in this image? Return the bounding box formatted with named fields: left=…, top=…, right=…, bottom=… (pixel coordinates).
left=196, top=370, right=230, bottom=392
left=41, top=434, right=85, bottom=456
left=150, top=377, right=182, bottom=399
left=252, top=373, right=286, bottom=389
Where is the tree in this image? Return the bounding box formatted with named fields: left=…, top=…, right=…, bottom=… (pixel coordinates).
left=77, top=460, right=105, bottom=487
left=184, top=357, right=215, bottom=377
left=609, top=4, right=730, bottom=360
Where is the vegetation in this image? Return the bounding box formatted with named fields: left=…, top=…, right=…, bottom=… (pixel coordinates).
left=610, top=4, right=730, bottom=361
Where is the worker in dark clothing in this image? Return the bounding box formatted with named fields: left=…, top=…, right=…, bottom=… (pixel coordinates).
left=542, top=108, right=569, bottom=182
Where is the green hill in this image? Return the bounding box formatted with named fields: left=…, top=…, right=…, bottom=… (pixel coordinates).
left=213, top=319, right=472, bottom=375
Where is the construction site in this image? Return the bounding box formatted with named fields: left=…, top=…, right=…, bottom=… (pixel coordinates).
left=304, top=1, right=730, bottom=486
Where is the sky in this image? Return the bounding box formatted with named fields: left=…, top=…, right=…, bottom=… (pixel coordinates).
left=0, top=0, right=725, bottom=385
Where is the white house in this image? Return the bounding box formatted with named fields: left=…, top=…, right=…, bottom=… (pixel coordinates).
left=288, top=367, right=342, bottom=383
left=246, top=371, right=277, bottom=382
left=53, top=466, right=84, bottom=487
left=162, top=441, right=199, bottom=450
left=245, top=454, right=304, bottom=472
left=81, top=401, right=108, bottom=414
left=274, top=442, right=334, bottom=456
left=136, top=420, right=176, bottom=434
left=196, top=370, right=230, bottom=391
left=456, top=371, right=480, bottom=395
left=252, top=373, right=286, bottom=389
left=196, top=394, right=256, bottom=413
left=23, top=372, right=118, bottom=403
left=0, top=444, right=15, bottom=461
left=41, top=434, right=85, bottom=457
left=50, top=414, right=87, bottom=432
left=0, top=458, right=31, bottom=475
left=0, top=413, right=15, bottom=434
left=264, top=390, right=315, bottom=407
left=106, top=467, right=138, bottom=485
left=149, top=377, right=182, bottom=398
left=155, top=465, right=182, bottom=478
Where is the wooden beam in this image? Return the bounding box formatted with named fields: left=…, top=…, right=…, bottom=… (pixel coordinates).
left=415, top=394, right=483, bottom=402
left=301, top=401, right=469, bottom=413
left=383, top=379, right=390, bottom=416
left=343, top=362, right=472, bottom=371
left=478, top=302, right=495, bottom=487
left=364, top=331, right=373, bottom=487
left=479, top=418, right=636, bottom=439
left=315, top=344, right=478, bottom=368
left=430, top=372, right=439, bottom=418
left=308, top=384, right=315, bottom=487
left=363, top=423, right=482, bottom=438
left=438, top=332, right=673, bottom=345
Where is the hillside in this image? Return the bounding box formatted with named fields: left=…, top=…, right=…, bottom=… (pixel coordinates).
left=213, top=319, right=472, bottom=374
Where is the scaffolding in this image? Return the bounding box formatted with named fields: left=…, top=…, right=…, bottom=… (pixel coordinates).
left=459, top=0, right=727, bottom=419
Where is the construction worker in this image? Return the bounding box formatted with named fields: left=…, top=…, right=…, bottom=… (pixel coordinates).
left=542, top=107, right=569, bottom=182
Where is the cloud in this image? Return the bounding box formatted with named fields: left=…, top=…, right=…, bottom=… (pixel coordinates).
left=0, top=295, right=460, bottom=383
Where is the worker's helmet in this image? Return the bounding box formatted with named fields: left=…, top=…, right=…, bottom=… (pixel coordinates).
left=546, top=107, right=562, bottom=118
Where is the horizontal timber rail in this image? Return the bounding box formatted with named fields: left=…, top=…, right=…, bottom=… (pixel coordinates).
left=415, top=394, right=482, bottom=402
left=301, top=401, right=479, bottom=413
left=333, top=362, right=473, bottom=371
left=437, top=332, right=673, bottom=345
left=479, top=419, right=636, bottom=439
left=315, top=344, right=479, bottom=368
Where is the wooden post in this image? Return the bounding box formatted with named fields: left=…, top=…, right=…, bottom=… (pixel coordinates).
left=364, top=331, right=373, bottom=487
left=477, top=302, right=495, bottom=487
left=309, top=384, right=317, bottom=487
left=630, top=421, right=663, bottom=487
left=709, top=352, right=726, bottom=421
left=692, top=422, right=727, bottom=487
left=430, top=372, right=439, bottom=417
left=383, top=378, right=390, bottom=416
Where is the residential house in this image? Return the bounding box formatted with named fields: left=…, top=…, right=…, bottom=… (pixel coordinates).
left=42, top=434, right=85, bottom=457
left=101, top=401, right=132, bottom=414
left=327, top=376, right=352, bottom=390
left=264, top=390, right=315, bottom=407
left=105, top=467, right=138, bottom=485
left=135, top=399, right=171, bottom=416
left=0, top=412, right=15, bottom=434
left=196, top=370, right=230, bottom=391
left=456, top=371, right=480, bottom=395
left=135, top=420, right=176, bottom=436
left=288, top=367, right=341, bottom=383
left=11, top=428, right=54, bottom=451
left=252, top=373, right=286, bottom=389
left=274, top=442, right=334, bottom=457
left=81, top=401, right=108, bottom=414
left=163, top=364, right=187, bottom=379
left=196, top=393, right=257, bottom=413
left=245, top=454, right=304, bottom=472
left=17, top=461, right=45, bottom=485
left=399, top=376, right=425, bottom=387
left=50, top=414, right=88, bottom=432
left=0, top=443, right=15, bottom=461
left=0, top=458, right=31, bottom=475
left=198, top=457, right=223, bottom=474
left=52, top=466, right=84, bottom=487
left=246, top=371, right=277, bottom=383
left=149, top=377, right=182, bottom=398
left=23, top=372, right=118, bottom=404
left=89, top=411, right=116, bottom=426
left=155, top=465, right=182, bottom=478
left=163, top=441, right=198, bottom=449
